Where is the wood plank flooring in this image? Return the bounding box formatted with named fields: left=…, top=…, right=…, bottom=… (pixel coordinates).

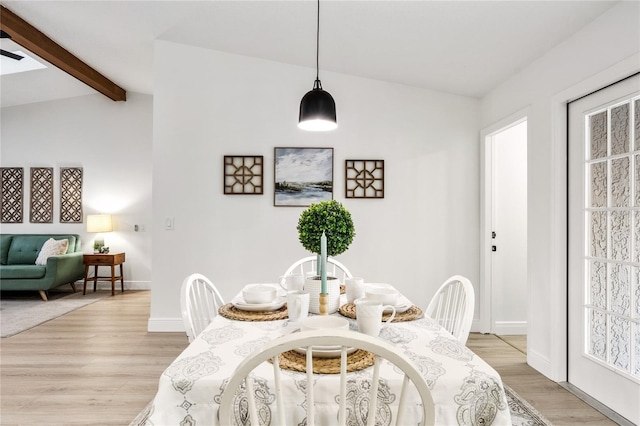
left=0, top=291, right=616, bottom=425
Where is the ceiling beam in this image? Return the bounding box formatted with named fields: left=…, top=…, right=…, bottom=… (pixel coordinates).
left=0, top=5, right=126, bottom=101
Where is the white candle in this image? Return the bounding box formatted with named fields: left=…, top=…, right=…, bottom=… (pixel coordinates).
left=320, top=232, right=327, bottom=294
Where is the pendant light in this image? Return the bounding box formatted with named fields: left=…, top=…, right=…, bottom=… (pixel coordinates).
left=298, top=0, right=337, bottom=131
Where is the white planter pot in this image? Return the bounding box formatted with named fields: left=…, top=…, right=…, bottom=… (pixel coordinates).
left=304, top=276, right=341, bottom=314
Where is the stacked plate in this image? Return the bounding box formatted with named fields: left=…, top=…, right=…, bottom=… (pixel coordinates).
left=232, top=284, right=285, bottom=312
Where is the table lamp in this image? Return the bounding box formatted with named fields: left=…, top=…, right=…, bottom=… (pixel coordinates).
left=86, top=214, right=113, bottom=253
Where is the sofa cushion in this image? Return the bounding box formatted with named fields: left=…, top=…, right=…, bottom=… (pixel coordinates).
left=35, top=238, right=69, bottom=266
left=6, top=235, right=76, bottom=265
left=0, top=265, right=47, bottom=279
left=0, top=234, right=13, bottom=265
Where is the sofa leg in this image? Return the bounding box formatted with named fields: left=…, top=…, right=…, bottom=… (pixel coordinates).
left=70, top=282, right=77, bottom=293
left=38, top=291, right=48, bottom=302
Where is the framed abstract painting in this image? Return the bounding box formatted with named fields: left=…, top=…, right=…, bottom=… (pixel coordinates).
left=274, top=147, right=333, bottom=207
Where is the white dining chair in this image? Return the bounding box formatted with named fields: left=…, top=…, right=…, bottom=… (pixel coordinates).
left=425, top=275, right=475, bottom=345
left=218, top=328, right=435, bottom=426
left=283, top=255, right=353, bottom=284
left=180, top=273, right=224, bottom=343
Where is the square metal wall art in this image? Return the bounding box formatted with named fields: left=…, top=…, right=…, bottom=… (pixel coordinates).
left=60, top=167, right=83, bottom=223
left=274, top=147, right=333, bottom=207
left=1, top=167, right=24, bottom=223
left=224, top=155, right=264, bottom=195
left=345, top=159, right=384, bottom=199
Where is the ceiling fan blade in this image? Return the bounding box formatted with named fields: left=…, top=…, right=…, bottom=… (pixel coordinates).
left=0, top=49, right=24, bottom=60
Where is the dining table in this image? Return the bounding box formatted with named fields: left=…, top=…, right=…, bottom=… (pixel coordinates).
left=141, top=286, right=512, bottom=426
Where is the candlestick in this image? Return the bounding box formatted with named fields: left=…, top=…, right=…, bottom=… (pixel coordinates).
left=320, top=231, right=327, bottom=294
left=319, top=293, right=328, bottom=316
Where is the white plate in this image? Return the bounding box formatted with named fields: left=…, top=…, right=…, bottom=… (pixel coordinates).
left=232, top=296, right=286, bottom=312
left=293, top=346, right=358, bottom=359
left=383, top=302, right=411, bottom=314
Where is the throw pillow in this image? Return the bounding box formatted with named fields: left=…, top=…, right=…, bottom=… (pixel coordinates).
left=35, top=238, right=69, bottom=266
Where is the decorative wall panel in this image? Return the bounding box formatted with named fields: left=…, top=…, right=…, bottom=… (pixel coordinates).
left=224, top=156, right=263, bottom=195
left=30, top=167, right=53, bottom=223
left=345, top=160, right=384, bottom=199
left=584, top=95, right=640, bottom=380
left=60, top=167, right=83, bottom=223
left=0, top=167, right=23, bottom=223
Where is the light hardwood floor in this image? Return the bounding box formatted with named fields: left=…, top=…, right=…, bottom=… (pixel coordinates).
left=1, top=291, right=616, bottom=425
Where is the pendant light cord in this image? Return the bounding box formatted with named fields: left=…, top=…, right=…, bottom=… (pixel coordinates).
left=315, top=0, right=321, bottom=89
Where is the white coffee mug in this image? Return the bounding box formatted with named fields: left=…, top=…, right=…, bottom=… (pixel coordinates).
left=280, top=274, right=305, bottom=292
left=345, top=277, right=365, bottom=303
left=355, top=298, right=396, bottom=337
left=287, top=291, right=310, bottom=323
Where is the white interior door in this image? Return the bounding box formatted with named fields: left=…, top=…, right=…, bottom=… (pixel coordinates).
left=568, top=74, right=640, bottom=424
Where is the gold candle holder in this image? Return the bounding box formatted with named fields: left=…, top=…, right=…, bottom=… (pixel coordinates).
left=318, top=293, right=329, bottom=316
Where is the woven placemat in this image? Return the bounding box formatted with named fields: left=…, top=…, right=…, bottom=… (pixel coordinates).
left=218, top=303, right=289, bottom=321
left=338, top=303, right=423, bottom=322
left=275, top=349, right=375, bottom=374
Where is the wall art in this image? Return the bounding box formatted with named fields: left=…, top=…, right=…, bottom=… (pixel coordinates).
left=223, top=155, right=264, bottom=195
left=274, top=147, right=333, bottom=207
left=345, top=159, right=385, bottom=199
left=60, top=167, right=83, bottom=223
left=1, top=167, right=24, bottom=223
left=30, top=167, right=54, bottom=223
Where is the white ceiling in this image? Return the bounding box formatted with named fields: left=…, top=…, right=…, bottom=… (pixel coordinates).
left=0, top=0, right=620, bottom=108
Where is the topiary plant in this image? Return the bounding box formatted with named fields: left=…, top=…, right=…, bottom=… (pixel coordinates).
left=297, top=200, right=355, bottom=256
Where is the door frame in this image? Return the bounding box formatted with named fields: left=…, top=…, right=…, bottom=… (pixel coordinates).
left=480, top=108, right=529, bottom=334
left=545, top=53, right=640, bottom=382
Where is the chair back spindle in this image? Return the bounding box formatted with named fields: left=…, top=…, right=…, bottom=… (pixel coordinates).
left=218, top=329, right=435, bottom=426
left=426, top=275, right=475, bottom=344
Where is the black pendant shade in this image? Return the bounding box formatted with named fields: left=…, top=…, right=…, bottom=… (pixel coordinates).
left=298, top=0, right=337, bottom=131
left=298, top=79, right=337, bottom=131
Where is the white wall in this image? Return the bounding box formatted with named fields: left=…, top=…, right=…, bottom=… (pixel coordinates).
left=0, top=93, right=153, bottom=288
left=480, top=1, right=640, bottom=380
left=492, top=121, right=527, bottom=333
left=150, top=40, right=481, bottom=330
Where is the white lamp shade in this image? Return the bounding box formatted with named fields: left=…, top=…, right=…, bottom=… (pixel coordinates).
left=86, top=214, right=113, bottom=233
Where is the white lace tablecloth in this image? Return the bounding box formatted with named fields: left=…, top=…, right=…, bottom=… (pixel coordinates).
left=142, top=299, right=512, bottom=426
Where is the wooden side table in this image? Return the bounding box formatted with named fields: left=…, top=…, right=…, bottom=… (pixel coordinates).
left=83, top=253, right=126, bottom=296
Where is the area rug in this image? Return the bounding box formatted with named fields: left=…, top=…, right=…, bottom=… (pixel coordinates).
left=129, top=384, right=553, bottom=426
left=0, top=289, right=111, bottom=338
left=505, top=384, right=553, bottom=426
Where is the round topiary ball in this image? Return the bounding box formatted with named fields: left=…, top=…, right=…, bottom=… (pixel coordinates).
left=297, top=200, right=355, bottom=257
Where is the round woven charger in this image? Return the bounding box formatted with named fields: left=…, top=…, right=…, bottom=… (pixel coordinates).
left=275, top=349, right=375, bottom=374
left=218, top=303, right=289, bottom=321
left=338, top=303, right=423, bottom=322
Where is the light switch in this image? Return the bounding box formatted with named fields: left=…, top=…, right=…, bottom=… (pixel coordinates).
left=165, top=217, right=174, bottom=230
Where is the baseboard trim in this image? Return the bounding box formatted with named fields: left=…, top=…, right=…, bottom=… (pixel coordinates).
left=74, top=280, right=151, bottom=291
left=527, top=348, right=552, bottom=380
left=559, top=382, right=635, bottom=426
left=147, top=317, right=185, bottom=332
left=492, top=321, right=527, bottom=335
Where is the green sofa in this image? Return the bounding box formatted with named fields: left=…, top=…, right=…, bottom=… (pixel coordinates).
left=0, top=234, right=85, bottom=301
